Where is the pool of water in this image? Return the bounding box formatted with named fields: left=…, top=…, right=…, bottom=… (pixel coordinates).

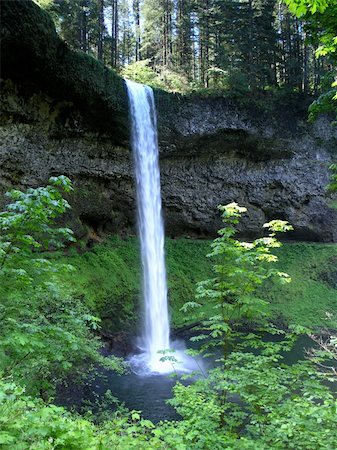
left=57, top=334, right=320, bottom=422
left=58, top=367, right=195, bottom=422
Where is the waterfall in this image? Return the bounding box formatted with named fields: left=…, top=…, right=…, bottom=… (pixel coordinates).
left=126, top=79, right=171, bottom=373
left=126, top=79, right=202, bottom=375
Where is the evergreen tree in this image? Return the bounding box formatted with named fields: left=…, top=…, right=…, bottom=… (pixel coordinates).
left=97, top=0, right=104, bottom=61
left=119, top=0, right=135, bottom=65
left=133, top=0, right=141, bottom=61
left=141, top=0, right=174, bottom=68
left=110, top=0, right=119, bottom=67
left=35, top=0, right=332, bottom=96
left=175, top=0, right=193, bottom=78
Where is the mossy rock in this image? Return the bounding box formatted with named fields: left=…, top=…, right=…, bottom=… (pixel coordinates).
left=1, top=0, right=129, bottom=141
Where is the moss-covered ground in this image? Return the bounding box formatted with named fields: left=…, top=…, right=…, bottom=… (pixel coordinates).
left=56, top=237, right=337, bottom=332
left=260, top=243, right=337, bottom=329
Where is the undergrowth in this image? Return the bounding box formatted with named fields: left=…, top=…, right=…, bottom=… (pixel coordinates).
left=54, top=237, right=337, bottom=332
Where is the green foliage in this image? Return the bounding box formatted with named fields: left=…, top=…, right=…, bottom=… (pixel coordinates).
left=0, top=378, right=168, bottom=449
left=0, top=177, right=123, bottom=395
left=221, top=69, right=252, bottom=98
left=5, top=348, right=335, bottom=450
left=168, top=345, right=337, bottom=449
left=259, top=243, right=337, bottom=328
left=284, top=0, right=328, bottom=16
left=0, top=197, right=336, bottom=448
left=30, top=0, right=333, bottom=103
left=285, top=0, right=337, bottom=121
left=0, top=378, right=98, bottom=448
left=166, top=204, right=337, bottom=449
left=54, top=236, right=215, bottom=332
left=34, top=0, right=54, bottom=8
left=54, top=236, right=337, bottom=332
left=58, top=235, right=141, bottom=332
left=284, top=0, right=336, bottom=59
left=307, top=330, right=337, bottom=376
left=328, top=163, right=337, bottom=191
left=122, top=60, right=190, bottom=92
left=123, top=60, right=164, bottom=88
left=309, top=88, right=337, bottom=122
left=183, top=203, right=292, bottom=355
left=0, top=175, right=74, bottom=289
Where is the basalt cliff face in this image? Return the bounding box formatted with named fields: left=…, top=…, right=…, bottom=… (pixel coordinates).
left=1, top=0, right=337, bottom=242
left=156, top=95, right=337, bottom=241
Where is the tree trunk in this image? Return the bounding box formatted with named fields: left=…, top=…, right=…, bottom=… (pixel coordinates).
left=97, top=0, right=104, bottom=61
left=133, top=0, right=141, bottom=61
left=111, top=0, right=118, bottom=67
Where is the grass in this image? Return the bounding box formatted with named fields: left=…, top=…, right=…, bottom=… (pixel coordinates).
left=55, top=237, right=337, bottom=333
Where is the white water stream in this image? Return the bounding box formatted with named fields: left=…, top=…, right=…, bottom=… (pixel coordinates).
left=126, top=80, right=199, bottom=375
left=126, top=79, right=170, bottom=373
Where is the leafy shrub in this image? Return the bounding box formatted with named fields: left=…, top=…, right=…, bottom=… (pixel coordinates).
left=182, top=203, right=292, bottom=355
left=122, top=60, right=190, bottom=92
left=0, top=177, right=122, bottom=395
left=122, top=60, right=164, bottom=89
left=168, top=204, right=337, bottom=449
left=0, top=200, right=336, bottom=449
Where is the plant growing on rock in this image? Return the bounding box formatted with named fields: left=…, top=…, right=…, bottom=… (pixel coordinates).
left=328, top=164, right=337, bottom=192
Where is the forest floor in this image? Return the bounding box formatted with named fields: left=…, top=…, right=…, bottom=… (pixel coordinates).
left=53, top=237, right=337, bottom=334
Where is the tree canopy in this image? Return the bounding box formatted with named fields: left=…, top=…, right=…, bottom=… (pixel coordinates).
left=33, top=0, right=336, bottom=101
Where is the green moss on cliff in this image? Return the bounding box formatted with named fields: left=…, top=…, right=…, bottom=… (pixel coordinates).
left=55, top=236, right=214, bottom=333
left=54, top=238, right=337, bottom=333
left=1, top=0, right=128, bottom=139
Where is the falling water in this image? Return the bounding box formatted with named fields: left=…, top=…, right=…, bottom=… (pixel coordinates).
left=126, top=79, right=171, bottom=373
left=126, top=79, right=201, bottom=375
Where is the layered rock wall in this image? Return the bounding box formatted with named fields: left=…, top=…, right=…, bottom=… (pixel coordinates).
left=1, top=0, right=337, bottom=241
left=156, top=95, right=337, bottom=241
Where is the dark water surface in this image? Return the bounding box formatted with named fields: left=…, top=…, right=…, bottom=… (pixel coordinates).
left=58, top=367, right=192, bottom=422
left=93, top=371, right=183, bottom=421
left=57, top=335, right=320, bottom=422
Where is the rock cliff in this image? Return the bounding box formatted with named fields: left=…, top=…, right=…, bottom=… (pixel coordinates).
left=1, top=0, right=337, bottom=241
